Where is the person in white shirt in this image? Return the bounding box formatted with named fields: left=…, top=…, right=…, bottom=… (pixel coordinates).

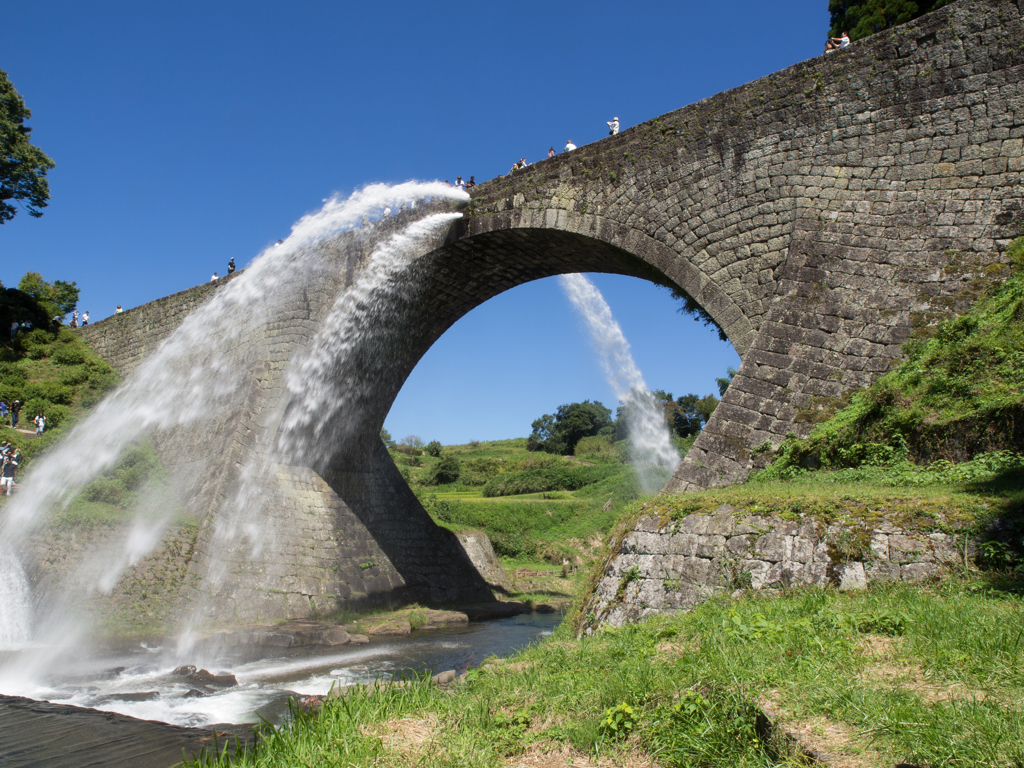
left=564, top=140, right=576, bottom=152
left=211, top=272, right=219, bottom=282
left=607, top=117, right=619, bottom=135
left=831, top=31, right=850, bottom=48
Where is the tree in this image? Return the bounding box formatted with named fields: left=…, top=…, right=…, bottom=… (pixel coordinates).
left=426, top=440, right=443, bottom=457
left=432, top=454, right=461, bottom=485
left=1, top=69, right=55, bottom=224
left=828, top=0, right=954, bottom=40
left=399, top=435, right=424, bottom=449
left=380, top=428, right=395, bottom=449
left=716, top=366, right=737, bottom=397
left=18, top=272, right=78, bottom=319
left=661, top=285, right=727, bottom=342
left=529, top=400, right=613, bottom=455
left=667, top=393, right=719, bottom=438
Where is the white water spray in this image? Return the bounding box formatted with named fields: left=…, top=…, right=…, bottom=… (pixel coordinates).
left=0, top=545, right=31, bottom=646
left=558, top=274, right=679, bottom=492
left=0, top=181, right=467, bottom=660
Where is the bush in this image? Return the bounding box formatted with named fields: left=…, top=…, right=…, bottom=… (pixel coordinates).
left=426, top=440, right=443, bottom=457
left=574, top=435, right=623, bottom=464
left=51, top=344, right=88, bottom=366
left=482, top=464, right=622, bottom=497
left=432, top=455, right=461, bottom=485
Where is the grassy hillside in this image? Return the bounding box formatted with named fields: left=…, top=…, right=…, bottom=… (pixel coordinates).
left=0, top=325, right=119, bottom=459
left=390, top=436, right=677, bottom=569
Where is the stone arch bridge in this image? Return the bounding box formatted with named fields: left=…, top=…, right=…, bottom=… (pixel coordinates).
left=79, top=0, right=1024, bottom=622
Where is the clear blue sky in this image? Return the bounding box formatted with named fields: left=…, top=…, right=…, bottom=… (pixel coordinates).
left=3, top=1, right=832, bottom=445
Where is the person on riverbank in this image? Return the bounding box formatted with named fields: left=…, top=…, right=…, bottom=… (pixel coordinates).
left=607, top=116, right=619, bottom=135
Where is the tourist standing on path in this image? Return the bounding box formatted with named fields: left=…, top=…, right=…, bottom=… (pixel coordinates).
left=11, top=400, right=20, bottom=429
left=564, top=140, right=576, bottom=152
left=228, top=258, right=236, bottom=275
left=82, top=311, right=89, bottom=326
left=0, top=401, right=7, bottom=421
left=10, top=321, right=17, bottom=339
left=1, top=451, right=16, bottom=496
left=607, top=117, right=619, bottom=135
left=34, top=413, right=45, bottom=436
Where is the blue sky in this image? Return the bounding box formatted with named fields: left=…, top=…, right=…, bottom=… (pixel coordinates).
left=3, top=1, right=831, bottom=444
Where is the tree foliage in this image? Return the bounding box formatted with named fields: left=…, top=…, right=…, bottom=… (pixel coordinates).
left=1, top=69, right=55, bottom=224
left=17, top=272, right=79, bottom=319
left=828, top=0, right=955, bottom=40
left=716, top=366, right=737, bottom=398
left=529, top=400, right=614, bottom=455
left=662, top=285, right=727, bottom=342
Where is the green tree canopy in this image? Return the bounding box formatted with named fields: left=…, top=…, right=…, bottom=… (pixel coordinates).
left=529, top=400, right=614, bottom=455
left=1, top=69, right=55, bottom=224
left=715, top=366, right=737, bottom=398
left=828, top=0, right=954, bottom=40
left=18, top=272, right=79, bottom=318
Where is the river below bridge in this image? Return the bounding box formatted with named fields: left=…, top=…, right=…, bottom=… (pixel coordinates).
left=0, top=612, right=561, bottom=730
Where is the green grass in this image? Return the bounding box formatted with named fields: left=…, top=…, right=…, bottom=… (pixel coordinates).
left=184, top=580, right=1024, bottom=768
left=761, top=236, right=1024, bottom=476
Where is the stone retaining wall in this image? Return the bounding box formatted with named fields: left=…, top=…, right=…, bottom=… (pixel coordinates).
left=583, top=506, right=973, bottom=629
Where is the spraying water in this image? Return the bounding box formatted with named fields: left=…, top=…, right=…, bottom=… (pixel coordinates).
left=558, top=274, right=679, bottom=492
left=0, top=545, right=31, bottom=645
left=0, top=182, right=467, bottom=664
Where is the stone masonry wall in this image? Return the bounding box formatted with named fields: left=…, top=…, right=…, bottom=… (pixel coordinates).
left=583, top=506, right=973, bottom=629
left=77, top=275, right=240, bottom=378
left=71, top=0, right=1024, bottom=625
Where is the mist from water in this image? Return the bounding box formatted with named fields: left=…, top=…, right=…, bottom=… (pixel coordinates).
left=0, top=182, right=467, bottom=665
left=558, top=273, right=680, bottom=492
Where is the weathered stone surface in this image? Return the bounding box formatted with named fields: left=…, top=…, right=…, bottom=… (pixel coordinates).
left=456, top=531, right=513, bottom=593
left=74, top=0, right=1024, bottom=625
left=583, top=511, right=973, bottom=628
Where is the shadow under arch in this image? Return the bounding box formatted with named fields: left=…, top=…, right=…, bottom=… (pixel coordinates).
left=288, top=214, right=752, bottom=603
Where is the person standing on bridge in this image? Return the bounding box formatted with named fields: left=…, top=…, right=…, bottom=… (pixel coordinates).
left=564, top=140, right=576, bottom=152
left=465, top=176, right=476, bottom=188
left=227, top=257, right=236, bottom=275
left=115, top=305, right=123, bottom=314
left=607, top=117, right=619, bottom=136
left=548, top=147, right=556, bottom=158
left=211, top=272, right=219, bottom=282
left=82, top=311, right=89, bottom=326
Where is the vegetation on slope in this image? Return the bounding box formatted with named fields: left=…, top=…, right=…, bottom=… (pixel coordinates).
left=186, top=580, right=1024, bottom=768
left=761, top=238, right=1024, bottom=477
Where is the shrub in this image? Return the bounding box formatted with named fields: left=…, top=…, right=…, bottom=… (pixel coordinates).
left=426, top=440, right=443, bottom=457
left=482, top=464, right=621, bottom=497
left=432, top=455, right=461, bottom=485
